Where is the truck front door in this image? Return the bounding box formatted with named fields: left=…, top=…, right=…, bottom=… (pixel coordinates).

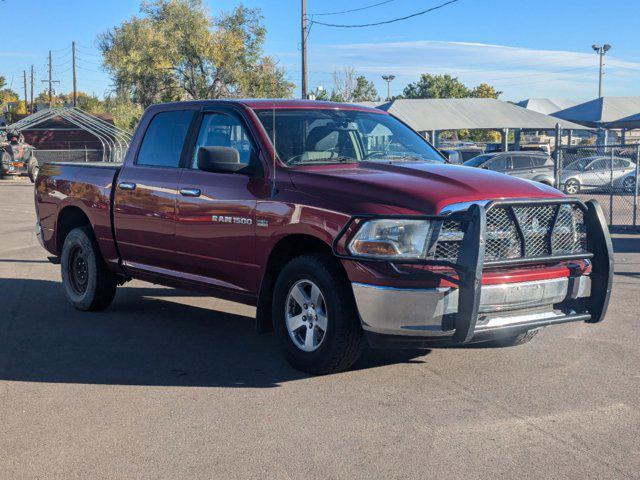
left=114, top=108, right=195, bottom=273
left=175, top=109, right=265, bottom=295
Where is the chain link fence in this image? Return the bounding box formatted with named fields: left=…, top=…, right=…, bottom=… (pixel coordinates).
left=34, top=149, right=104, bottom=164
left=556, top=144, right=640, bottom=229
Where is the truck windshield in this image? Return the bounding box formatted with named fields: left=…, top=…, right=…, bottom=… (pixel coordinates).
left=254, top=108, right=444, bottom=166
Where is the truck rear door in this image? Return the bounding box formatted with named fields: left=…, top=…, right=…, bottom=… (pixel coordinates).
left=114, top=108, right=196, bottom=273
left=174, top=108, right=264, bottom=294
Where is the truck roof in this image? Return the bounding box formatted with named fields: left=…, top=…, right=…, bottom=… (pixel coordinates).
left=146, top=99, right=385, bottom=113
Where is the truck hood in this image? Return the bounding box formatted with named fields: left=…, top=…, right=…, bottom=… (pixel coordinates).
left=288, top=161, right=564, bottom=215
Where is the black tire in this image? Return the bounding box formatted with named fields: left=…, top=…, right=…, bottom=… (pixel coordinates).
left=476, top=329, right=539, bottom=348
left=28, top=158, right=39, bottom=183
left=61, top=226, right=118, bottom=311
left=564, top=179, right=580, bottom=195
left=272, top=253, right=364, bottom=374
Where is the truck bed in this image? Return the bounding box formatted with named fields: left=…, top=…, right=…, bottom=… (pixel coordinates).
left=36, top=161, right=122, bottom=267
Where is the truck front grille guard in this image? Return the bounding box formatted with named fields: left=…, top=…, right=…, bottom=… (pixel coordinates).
left=332, top=198, right=614, bottom=343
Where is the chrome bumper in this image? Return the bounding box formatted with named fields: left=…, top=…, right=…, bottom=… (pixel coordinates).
left=352, top=276, right=591, bottom=338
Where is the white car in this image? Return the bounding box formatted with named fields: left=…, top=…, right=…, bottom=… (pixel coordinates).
left=561, top=156, right=636, bottom=194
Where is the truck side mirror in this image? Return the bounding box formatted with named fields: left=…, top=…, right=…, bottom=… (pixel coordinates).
left=197, top=146, right=246, bottom=173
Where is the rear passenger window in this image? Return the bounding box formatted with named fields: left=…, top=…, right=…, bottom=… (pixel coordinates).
left=487, top=156, right=508, bottom=170
left=137, top=110, right=194, bottom=167
left=511, top=155, right=532, bottom=169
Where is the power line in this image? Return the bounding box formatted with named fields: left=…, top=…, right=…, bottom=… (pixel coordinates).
left=311, top=0, right=396, bottom=16
left=310, top=0, right=458, bottom=28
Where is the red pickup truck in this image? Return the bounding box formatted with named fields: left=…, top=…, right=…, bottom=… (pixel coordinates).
left=34, top=100, right=613, bottom=374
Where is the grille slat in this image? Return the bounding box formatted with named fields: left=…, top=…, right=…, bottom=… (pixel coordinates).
left=433, top=204, right=588, bottom=263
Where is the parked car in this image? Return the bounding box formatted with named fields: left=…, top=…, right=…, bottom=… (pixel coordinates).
left=0, top=130, right=38, bottom=180
left=438, top=149, right=462, bottom=164
left=34, top=99, right=613, bottom=375
left=560, top=156, right=636, bottom=194
left=463, top=152, right=556, bottom=187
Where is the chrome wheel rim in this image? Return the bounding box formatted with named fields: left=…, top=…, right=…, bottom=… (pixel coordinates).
left=623, top=177, right=635, bottom=191
left=285, top=279, right=328, bottom=352
left=565, top=181, right=578, bottom=194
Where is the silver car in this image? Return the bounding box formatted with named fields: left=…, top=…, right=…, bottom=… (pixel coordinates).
left=560, top=156, right=636, bottom=194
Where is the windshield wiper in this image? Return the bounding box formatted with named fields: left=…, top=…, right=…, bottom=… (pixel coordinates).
left=291, top=156, right=356, bottom=165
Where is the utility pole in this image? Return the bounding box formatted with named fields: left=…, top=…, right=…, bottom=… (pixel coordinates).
left=42, top=50, right=60, bottom=109
left=382, top=75, right=396, bottom=101
left=592, top=43, right=611, bottom=98
left=48, top=50, right=53, bottom=107
left=72, top=41, right=77, bottom=107
left=23, top=70, right=28, bottom=113
left=301, top=0, right=308, bottom=99
left=30, top=65, right=34, bottom=113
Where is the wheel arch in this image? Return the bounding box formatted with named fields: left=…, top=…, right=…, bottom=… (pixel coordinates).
left=255, top=233, right=346, bottom=334
left=56, top=205, right=94, bottom=255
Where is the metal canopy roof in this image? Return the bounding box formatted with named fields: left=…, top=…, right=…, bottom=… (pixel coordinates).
left=5, top=107, right=132, bottom=162
left=516, top=98, right=584, bottom=116
left=552, top=96, right=640, bottom=129
left=372, top=98, right=590, bottom=131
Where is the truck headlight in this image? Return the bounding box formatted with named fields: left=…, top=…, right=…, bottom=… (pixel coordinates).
left=348, top=219, right=432, bottom=259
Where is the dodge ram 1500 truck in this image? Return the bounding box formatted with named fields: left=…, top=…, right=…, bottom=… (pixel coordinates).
left=34, top=100, right=614, bottom=374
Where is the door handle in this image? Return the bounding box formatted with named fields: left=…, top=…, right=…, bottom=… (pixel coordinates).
left=118, top=182, right=136, bottom=190
left=180, top=188, right=201, bottom=197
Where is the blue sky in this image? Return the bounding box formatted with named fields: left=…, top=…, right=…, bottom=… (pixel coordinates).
left=2, top=0, right=639, bottom=102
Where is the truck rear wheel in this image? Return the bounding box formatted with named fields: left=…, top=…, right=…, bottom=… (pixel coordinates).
left=61, top=226, right=118, bottom=311
left=272, top=253, right=363, bottom=374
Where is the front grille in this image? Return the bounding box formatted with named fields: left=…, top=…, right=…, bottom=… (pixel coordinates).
left=433, top=204, right=587, bottom=262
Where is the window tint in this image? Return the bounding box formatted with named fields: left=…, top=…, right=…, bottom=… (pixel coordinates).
left=613, top=158, right=630, bottom=169
left=192, top=113, right=255, bottom=169
left=137, top=110, right=194, bottom=167
left=511, top=155, right=532, bottom=169
left=486, top=156, right=508, bottom=171
left=531, top=155, right=549, bottom=167
left=590, top=159, right=607, bottom=170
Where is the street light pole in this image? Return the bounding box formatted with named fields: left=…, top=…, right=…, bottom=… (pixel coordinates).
left=592, top=43, right=611, bottom=98
left=381, top=75, right=395, bottom=101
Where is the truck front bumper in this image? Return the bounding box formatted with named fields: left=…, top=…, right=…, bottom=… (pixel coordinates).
left=336, top=199, right=614, bottom=347
left=353, top=275, right=591, bottom=342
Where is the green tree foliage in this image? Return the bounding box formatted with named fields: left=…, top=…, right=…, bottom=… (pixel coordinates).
left=103, top=94, right=145, bottom=131
left=99, top=0, right=293, bottom=107
left=403, top=74, right=471, bottom=99
left=352, top=76, right=379, bottom=102
left=471, top=83, right=502, bottom=99
left=402, top=74, right=502, bottom=100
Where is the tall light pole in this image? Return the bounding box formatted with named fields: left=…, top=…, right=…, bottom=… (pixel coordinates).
left=301, top=0, right=308, bottom=99
left=592, top=43, right=611, bottom=98
left=381, top=75, right=395, bottom=101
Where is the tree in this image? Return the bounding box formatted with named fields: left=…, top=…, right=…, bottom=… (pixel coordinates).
left=352, top=76, right=379, bottom=102
left=403, top=74, right=471, bottom=99
left=330, top=67, right=356, bottom=102
left=471, top=83, right=502, bottom=99
left=99, top=0, right=293, bottom=107
left=329, top=68, right=379, bottom=102
left=103, top=94, right=144, bottom=131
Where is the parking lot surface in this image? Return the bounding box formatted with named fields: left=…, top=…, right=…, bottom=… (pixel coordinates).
left=1, top=178, right=639, bottom=479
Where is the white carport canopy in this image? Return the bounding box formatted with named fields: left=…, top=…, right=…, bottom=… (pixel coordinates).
left=371, top=98, right=590, bottom=131
left=552, top=96, right=640, bottom=129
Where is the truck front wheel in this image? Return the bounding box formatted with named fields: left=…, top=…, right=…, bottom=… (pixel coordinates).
left=61, top=226, right=118, bottom=311
left=272, top=254, right=363, bottom=374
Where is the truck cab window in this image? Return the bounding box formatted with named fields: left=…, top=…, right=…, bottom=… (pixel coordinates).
left=136, top=110, right=194, bottom=167
left=192, top=113, right=255, bottom=169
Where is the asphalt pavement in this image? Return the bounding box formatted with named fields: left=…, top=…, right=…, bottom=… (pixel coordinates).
left=1, top=177, right=639, bottom=479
